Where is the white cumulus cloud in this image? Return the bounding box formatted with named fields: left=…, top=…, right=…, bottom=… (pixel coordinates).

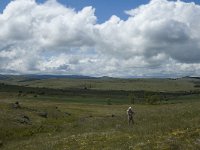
left=0, top=0, right=200, bottom=77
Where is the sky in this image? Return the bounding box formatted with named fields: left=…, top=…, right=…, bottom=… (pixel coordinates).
left=1, top=0, right=200, bottom=23
left=0, top=0, right=200, bottom=77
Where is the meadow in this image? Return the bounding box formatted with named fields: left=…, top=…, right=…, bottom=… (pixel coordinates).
left=1, top=75, right=199, bottom=92
left=0, top=76, right=200, bottom=149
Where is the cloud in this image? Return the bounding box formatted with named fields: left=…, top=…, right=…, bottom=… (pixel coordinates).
left=0, top=0, right=200, bottom=77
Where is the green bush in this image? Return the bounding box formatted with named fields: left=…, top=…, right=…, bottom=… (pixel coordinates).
left=106, top=98, right=112, bottom=105
left=146, top=95, right=161, bottom=104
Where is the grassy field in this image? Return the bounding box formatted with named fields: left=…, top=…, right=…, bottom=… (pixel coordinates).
left=1, top=76, right=200, bottom=92
left=0, top=76, right=200, bottom=149
left=0, top=92, right=200, bottom=150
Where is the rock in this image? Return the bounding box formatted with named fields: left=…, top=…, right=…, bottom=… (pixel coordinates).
left=17, top=115, right=31, bottom=124
left=55, top=107, right=61, bottom=112
left=38, top=112, right=48, bottom=118
left=23, top=115, right=30, bottom=121
left=65, top=112, right=71, bottom=116
left=12, top=101, right=21, bottom=109
left=195, top=139, right=200, bottom=145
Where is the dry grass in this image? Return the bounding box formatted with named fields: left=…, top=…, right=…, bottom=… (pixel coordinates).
left=0, top=96, right=199, bottom=150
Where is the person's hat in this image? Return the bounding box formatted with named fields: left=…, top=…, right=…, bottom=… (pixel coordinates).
left=128, top=107, right=132, bottom=109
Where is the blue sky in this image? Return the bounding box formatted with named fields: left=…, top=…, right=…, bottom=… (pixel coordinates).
left=0, top=0, right=199, bottom=23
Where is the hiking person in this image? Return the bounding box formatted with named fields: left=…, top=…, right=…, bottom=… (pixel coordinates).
left=127, top=106, right=134, bottom=125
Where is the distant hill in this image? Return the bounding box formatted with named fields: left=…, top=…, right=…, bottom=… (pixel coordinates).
left=0, top=74, right=98, bottom=82
left=0, top=75, right=10, bottom=80
left=98, top=76, right=115, bottom=80
left=182, top=76, right=200, bottom=80
left=21, top=74, right=97, bottom=80
left=1, top=74, right=200, bottom=92
left=1, top=74, right=200, bottom=81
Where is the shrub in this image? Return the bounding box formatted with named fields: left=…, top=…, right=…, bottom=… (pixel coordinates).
left=146, top=95, right=161, bottom=104
left=106, top=98, right=112, bottom=105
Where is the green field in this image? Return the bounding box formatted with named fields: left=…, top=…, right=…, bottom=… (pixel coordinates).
left=0, top=76, right=200, bottom=149
left=1, top=76, right=200, bottom=92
